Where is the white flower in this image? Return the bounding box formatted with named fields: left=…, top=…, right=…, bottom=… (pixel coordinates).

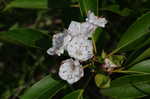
left=67, top=21, right=81, bottom=37
left=67, top=36, right=93, bottom=61
left=80, top=22, right=97, bottom=38
left=68, top=21, right=96, bottom=38
left=86, top=11, right=107, bottom=28
left=103, top=58, right=118, bottom=72
left=58, top=59, right=84, bottom=84
left=47, top=32, right=72, bottom=56
left=104, top=58, right=118, bottom=68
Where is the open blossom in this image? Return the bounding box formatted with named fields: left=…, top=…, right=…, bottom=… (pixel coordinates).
left=67, top=36, right=93, bottom=61
left=58, top=59, right=84, bottom=84
left=47, top=32, right=72, bottom=56
left=68, top=21, right=96, bottom=38
left=86, top=11, right=107, bottom=28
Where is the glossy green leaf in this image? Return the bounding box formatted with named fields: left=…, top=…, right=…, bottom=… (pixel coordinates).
left=129, top=48, right=150, bottom=66
left=48, top=0, right=68, bottom=8
left=126, top=38, right=150, bottom=65
left=5, top=0, right=48, bottom=9
left=0, top=28, right=51, bottom=49
left=119, top=34, right=149, bottom=51
left=62, top=89, right=84, bottom=99
left=115, top=13, right=150, bottom=53
left=93, top=28, right=103, bottom=44
left=101, top=74, right=150, bottom=98
left=129, top=60, right=150, bottom=73
left=102, top=5, right=131, bottom=16
left=78, top=0, right=98, bottom=15
left=21, top=75, right=66, bottom=99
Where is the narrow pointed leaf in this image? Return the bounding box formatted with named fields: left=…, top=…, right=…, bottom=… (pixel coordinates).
left=129, top=48, right=150, bottom=65
left=0, top=28, right=50, bottom=49
left=129, top=60, right=150, bottom=73
left=62, top=89, right=84, bottom=99
left=21, top=75, right=66, bottom=99
left=116, top=13, right=150, bottom=52
left=101, top=74, right=150, bottom=98
left=5, top=0, right=48, bottom=9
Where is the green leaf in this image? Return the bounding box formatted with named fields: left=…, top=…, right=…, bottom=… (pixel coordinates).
left=95, top=74, right=110, bottom=88
left=129, top=60, right=150, bottom=73
left=114, top=13, right=150, bottom=53
left=21, top=75, right=66, bottom=99
left=93, top=28, right=103, bottom=44
left=62, top=89, right=84, bottom=99
left=102, top=5, right=131, bottom=16
left=0, top=28, right=51, bottom=49
left=92, top=28, right=103, bottom=54
left=125, top=38, right=150, bottom=65
left=5, top=0, right=48, bottom=10
left=101, top=74, right=150, bottom=98
left=119, top=35, right=149, bottom=51
left=129, top=48, right=150, bottom=66
left=78, top=0, right=98, bottom=15
left=48, top=0, right=68, bottom=8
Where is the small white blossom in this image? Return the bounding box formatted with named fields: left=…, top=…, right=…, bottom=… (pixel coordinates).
left=104, top=58, right=117, bottom=68
left=67, top=37, right=93, bottom=61
left=86, top=11, right=107, bottom=28
left=68, top=21, right=96, bottom=38
left=59, top=59, right=84, bottom=84
left=47, top=32, right=71, bottom=56
left=103, top=58, right=118, bottom=72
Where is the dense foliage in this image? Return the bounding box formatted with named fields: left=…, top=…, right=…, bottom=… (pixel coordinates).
left=0, top=0, right=150, bottom=99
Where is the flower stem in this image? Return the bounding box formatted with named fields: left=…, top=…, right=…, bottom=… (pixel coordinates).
left=106, top=49, right=119, bottom=57
left=82, top=63, right=92, bottom=69
left=112, top=70, right=150, bottom=75
left=92, top=36, right=97, bottom=54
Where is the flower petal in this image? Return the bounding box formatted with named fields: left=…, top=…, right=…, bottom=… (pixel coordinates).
left=80, top=22, right=97, bottom=38
left=47, top=32, right=71, bottom=56
left=67, top=37, right=93, bottom=61
left=58, top=59, right=84, bottom=84
left=104, top=58, right=118, bottom=68
left=68, top=21, right=81, bottom=36
left=86, top=11, right=107, bottom=28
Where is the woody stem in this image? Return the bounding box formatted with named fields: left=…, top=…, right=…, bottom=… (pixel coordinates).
left=82, top=63, right=92, bottom=69
left=92, top=36, right=97, bottom=54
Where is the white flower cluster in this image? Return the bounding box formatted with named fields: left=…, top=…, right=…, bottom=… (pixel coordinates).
left=47, top=11, right=107, bottom=84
